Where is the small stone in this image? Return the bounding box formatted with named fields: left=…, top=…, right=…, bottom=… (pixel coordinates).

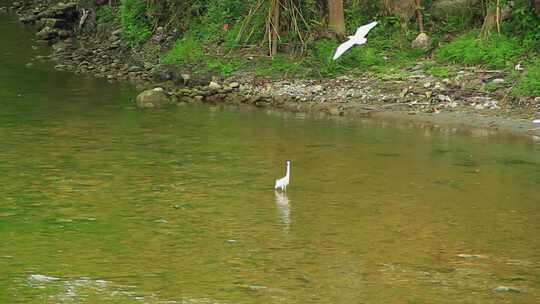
left=312, top=84, right=323, bottom=92
left=437, top=94, right=450, bottom=102
left=54, top=64, right=68, bottom=71
left=474, top=103, right=485, bottom=110
left=491, top=78, right=505, bottom=85
left=128, top=65, right=142, bottom=72
left=208, top=81, right=221, bottom=90
left=228, top=82, right=239, bottom=89
left=399, top=88, right=408, bottom=98
left=36, top=26, right=57, bottom=40
left=52, top=41, right=68, bottom=52
left=181, top=73, right=191, bottom=85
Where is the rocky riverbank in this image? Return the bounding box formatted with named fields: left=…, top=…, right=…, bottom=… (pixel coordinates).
left=5, top=0, right=540, bottom=140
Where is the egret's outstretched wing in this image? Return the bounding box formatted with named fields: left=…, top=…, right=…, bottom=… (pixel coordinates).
left=333, top=39, right=356, bottom=60
left=354, top=21, right=378, bottom=39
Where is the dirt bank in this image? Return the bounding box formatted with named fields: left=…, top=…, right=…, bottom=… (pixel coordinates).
left=4, top=0, right=540, bottom=142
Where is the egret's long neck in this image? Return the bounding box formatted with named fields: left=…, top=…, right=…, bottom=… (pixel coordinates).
left=285, top=163, right=290, bottom=178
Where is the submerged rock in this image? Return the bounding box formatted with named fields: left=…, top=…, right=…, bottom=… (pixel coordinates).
left=493, top=286, right=520, bottom=293
left=135, top=87, right=172, bottom=108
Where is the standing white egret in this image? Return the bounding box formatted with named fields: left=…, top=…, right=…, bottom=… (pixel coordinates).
left=333, top=21, right=378, bottom=60
left=274, top=160, right=291, bottom=191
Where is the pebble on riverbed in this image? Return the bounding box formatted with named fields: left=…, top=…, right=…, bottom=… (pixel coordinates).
left=493, top=286, right=520, bottom=293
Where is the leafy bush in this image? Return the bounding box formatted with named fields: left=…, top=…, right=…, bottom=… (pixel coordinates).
left=162, top=38, right=205, bottom=65
left=162, top=37, right=244, bottom=76
left=504, top=2, right=540, bottom=50
left=120, top=0, right=152, bottom=46
left=186, top=0, right=251, bottom=42
left=96, top=4, right=119, bottom=25
left=434, top=31, right=523, bottom=68
left=513, top=59, right=540, bottom=97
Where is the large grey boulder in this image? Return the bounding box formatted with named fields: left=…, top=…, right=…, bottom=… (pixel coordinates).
left=430, top=0, right=480, bottom=21
left=411, top=33, right=432, bottom=49
left=136, top=88, right=172, bottom=108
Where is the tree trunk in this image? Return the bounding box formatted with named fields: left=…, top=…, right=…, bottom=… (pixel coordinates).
left=532, top=0, right=540, bottom=16
left=328, top=0, right=345, bottom=37
left=480, top=0, right=512, bottom=39
left=414, top=0, right=425, bottom=33
left=316, top=0, right=328, bottom=27
left=270, top=0, right=280, bottom=57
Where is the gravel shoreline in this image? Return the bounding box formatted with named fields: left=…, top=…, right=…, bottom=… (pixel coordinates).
left=5, top=0, right=540, bottom=141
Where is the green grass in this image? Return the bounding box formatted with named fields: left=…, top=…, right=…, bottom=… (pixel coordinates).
left=162, top=38, right=205, bottom=64
left=423, top=61, right=454, bottom=78
left=162, top=37, right=246, bottom=76
left=513, top=59, right=540, bottom=97
left=120, top=0, right=152, bottom=46
left=434, top=31, right=523, bottom=69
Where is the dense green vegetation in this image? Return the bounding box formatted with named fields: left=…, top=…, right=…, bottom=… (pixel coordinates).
left=99, top=0, right=540, bottom=97
left=119, top=0, right=151, bottom=46
left=434, top=31, right=523, bottom=69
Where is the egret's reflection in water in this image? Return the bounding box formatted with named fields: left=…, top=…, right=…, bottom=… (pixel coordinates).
left=274, top=191, right=290, bottom=233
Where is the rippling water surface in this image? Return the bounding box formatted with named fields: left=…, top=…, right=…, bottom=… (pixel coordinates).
left=1, top=10, right=540, bottom=304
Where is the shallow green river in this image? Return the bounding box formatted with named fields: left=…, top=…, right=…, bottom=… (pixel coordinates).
left=1, top=9, right=540, bottom=304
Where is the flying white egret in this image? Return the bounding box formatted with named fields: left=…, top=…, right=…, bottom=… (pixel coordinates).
left=534, top=119, right=540, bottom=124
left=274, top=160, right=291, bottom=191
left=333, top=21, right=378, bottom=60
